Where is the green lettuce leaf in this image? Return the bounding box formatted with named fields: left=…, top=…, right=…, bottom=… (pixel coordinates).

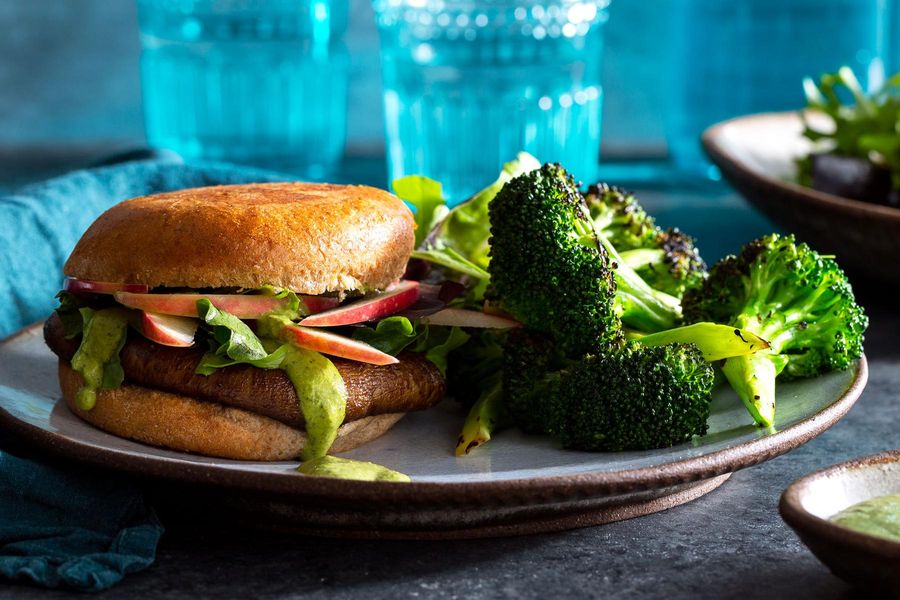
left=352, top=316, right=470, bottom=376
left=419, top=325, right=470, bottom=376
left=55, top=290, right=87, bottom=339
left=257, top=285, right=304, bottom=318
left=195, top=343, right=291, bottom=376
left=410, top=247, right=490, bottom=281
left=194, top=299, right=291, bottom=375
left=197, top=298, right=268, bottom=360
left=423, top=152, right=541, bottom=271
left=393, top=176, right=449, bottom=247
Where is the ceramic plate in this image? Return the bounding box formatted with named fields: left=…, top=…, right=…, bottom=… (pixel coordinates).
left=702, top=111, right=900, bottom=284
left=0, top=324, right=868, bottom=538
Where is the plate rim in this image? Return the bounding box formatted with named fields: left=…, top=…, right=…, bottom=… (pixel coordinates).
left=702, top=110, right=900, bottom=222
left=0, top=323, right=869, bottom=507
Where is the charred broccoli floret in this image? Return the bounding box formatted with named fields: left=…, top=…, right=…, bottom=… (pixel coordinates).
left=682, top=233, right=868, bottom=426
left=501, top=330, right=562, bottom=434
left=583, top=183, right=657, bottom=249
left=487, top=164, right=621, bottom=355
left=585, top=183, right=707, bottom=298
left=488, top=164, right=681, bottom=353
left=502, top=332, right=714, bottom=451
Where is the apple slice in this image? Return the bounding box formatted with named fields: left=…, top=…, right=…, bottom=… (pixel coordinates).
left=115, top=292, right=337, bottom=318
left=136, top=311, right=198, bottom=347
left=115, top=292, right=285, bottom=318
left=300, top=281, right=420, bottom=327
left=64, top=278, right=149, bottom=296
left=301, top=295, right=341, bottom=314
left=280, top=324, right=397, bottom=365
left=420, top=308, right=521, bottom=329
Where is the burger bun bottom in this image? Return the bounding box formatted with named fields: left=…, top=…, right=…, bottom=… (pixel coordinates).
left=58, top=361, right=403, bottom=461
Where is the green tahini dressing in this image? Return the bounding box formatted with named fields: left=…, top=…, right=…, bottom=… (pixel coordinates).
left=298, top=455, right=410, bottom=482
left=257, top=312, right=409, bottom=481
left=278, top=344, right=347, bottom=461
left=70, top=308, right=129, bottom=410
left=831, top=494, right=900, bottom=543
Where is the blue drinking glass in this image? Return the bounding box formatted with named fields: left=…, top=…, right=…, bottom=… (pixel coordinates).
left=599, top=0, right=675, bottom=174
left=373, top=0, right=610, bottom=203
left=137, top=0, right=348, bottom=179
left=889, top=0, right=900, bottom=74
left=667, top=0, right=887, bottom=177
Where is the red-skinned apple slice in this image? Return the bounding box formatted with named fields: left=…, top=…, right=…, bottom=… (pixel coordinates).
left=280, top=325, right=398, bottom=365
left=300, top=281, right=420, bottom=327
left=420, top=308, right=521, bottom=329
left=301, top=295, right=341, bottom=314
left=136, top=311, right=198, bottom=347
left=64, top=278, right=149, bottom=296
left=114, top=292, right=337, bottom=319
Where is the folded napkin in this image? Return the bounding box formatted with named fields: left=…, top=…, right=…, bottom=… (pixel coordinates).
left=0, top=156, right=286, bottom=339
left=0, top=450, right=162, bottom=592
left=0, top=157, right=289, bottom=590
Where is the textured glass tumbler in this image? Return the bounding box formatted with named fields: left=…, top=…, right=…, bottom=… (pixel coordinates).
left=137, top=0, right=348, bottom=178
left=374, top=0, right=610, bottom=203
left=668, top=0, right=887, bottom=176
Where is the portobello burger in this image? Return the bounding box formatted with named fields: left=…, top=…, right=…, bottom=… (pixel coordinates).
left=43, top=182, right=454, bottom=473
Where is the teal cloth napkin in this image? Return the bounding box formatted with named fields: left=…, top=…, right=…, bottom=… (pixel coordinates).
left=0, top=158, right=288, bottom=590
left=0, top=451, right=162, bottom=592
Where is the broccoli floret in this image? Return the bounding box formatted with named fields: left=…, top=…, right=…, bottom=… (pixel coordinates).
left=488, top=164, right=621, bottom=355
left=584, top=183, right=658, bottom=249
left=682, top=233, right=868, bottom=426
left=501, top=330, right=562, bottom=434
left=585, top=184, right=707, bottom=299
left=503, top=333, right=714, bottom=451
left=488, top=164, right=681, bottom=353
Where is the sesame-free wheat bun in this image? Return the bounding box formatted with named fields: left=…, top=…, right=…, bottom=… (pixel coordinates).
left=64, top=182, right=416, bottom=295
left=48, top=182, right=446, bottom=461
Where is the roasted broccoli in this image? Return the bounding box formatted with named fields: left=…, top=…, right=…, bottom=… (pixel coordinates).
left=487, top=164, right=680, bottom=354
left=682, top=233, right=868, bottom=426
left=487, top=163, right=621, bottom=355
left=585, top=183, right=707, bottom=298
left=502, top=331, right=714, bottom=452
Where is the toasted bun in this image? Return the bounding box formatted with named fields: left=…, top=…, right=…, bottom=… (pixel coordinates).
left=64, top=183, right=415, bottom=295
left=59, top=362, right=403, bottom=461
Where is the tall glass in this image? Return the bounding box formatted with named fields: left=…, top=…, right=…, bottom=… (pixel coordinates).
left=667, top=0, right=887, bottom=177
left=373, top=0, right=610, bottom=203
left=889, top=0, right=900, bottom=74
left=137, top=0, right=348, bottom=178
left=600, top=0, right=674, bottom=169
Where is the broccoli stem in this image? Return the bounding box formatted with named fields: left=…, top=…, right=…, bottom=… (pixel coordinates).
left=630, top=322, right=771, bottom=362
left=598, top=236, right=681, bottom=332
left=720, top=351, right=788, bottom=427
left=619, top=248, right=666, bottom=270
left=455, top=382, right=509, bottom=456
left=719, top=313, right=792, bottom=426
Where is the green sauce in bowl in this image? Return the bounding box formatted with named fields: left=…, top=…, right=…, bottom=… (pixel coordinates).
left=831, top=494, right=900, bottom=543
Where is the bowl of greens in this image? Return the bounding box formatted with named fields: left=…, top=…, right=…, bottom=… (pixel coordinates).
left=702, top=68, right=900, bottom=284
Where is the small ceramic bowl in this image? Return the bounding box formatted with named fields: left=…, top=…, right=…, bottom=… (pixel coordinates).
left=780, top=450, right=900, bottom=596
left=702, top=112, right=900, bottom=285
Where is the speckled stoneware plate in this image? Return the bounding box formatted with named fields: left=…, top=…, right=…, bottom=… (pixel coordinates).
left=702, top=111, right=900, bottom=284
left=0, top=324, right=868, bottom=539
left=780, top=451, right=900, bottom=596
